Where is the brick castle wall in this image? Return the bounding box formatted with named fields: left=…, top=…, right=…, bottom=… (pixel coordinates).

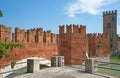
left=0, top=27, right=58, bottom=68
left=0, top=24, right=110, bottom=68
left=59, top=24, right=88, bottom=65
left=0, top=25, right=11, bottom=42
left=87, top=33, right=110, bottom=57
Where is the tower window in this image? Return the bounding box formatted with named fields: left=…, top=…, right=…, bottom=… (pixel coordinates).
left=110, top=44, right=113, bottom=48
left=107, top=23, right=111, bottom=29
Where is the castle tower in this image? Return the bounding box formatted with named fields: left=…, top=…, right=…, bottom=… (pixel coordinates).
left=103, top=10, right=117, bottom=52
left=59, top=24, right=87, bottom=65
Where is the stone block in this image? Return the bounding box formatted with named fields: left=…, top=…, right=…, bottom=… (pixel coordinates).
left=85, top=58, right=97, bottom=73
left=58, top=56, right=64, bottom=67
left=51, top=56, right=64, bottom=67
left=51, top=56, right=58, bottom=67
left=27, top=59, right=40, bottom=73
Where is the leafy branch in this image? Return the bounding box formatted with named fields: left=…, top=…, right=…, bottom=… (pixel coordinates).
left=97, top=43, right=102, bottom=49
left=0, top=41, right=25, bottom=59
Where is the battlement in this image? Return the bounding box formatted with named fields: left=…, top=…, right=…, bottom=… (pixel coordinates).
left=15, top=28, right=26, bottom=34
left=12, top=27, right=58, bottom=44
left=87, top=33, right=109, bottom=39
left=27, top=30, right=35, bottom=35
left=30, top=28, right=43, bottom=32
left=0, top=25, right=11, bottom=32
left=59, top=24, right=86, bottom=34
left=0, top=25, right=11, bottom=42
left=103, top=10, right=117, bottom=16
left=44, top=30, right=51, bottom=36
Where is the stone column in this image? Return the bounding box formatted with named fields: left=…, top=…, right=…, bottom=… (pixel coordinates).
left=85, top=58, right=97, bottom=73
left=51, top=56, right=64, bottom=67
left=27, top=59, right=40, bottom=73
left=51, top=56, right=58, bottom=67
left=58, top=56, right=64, bottom=67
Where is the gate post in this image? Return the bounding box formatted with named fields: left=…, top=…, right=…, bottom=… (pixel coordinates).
left=85, top=58, right=97, bottom=73
left=51, top=56, right=58, bottom=67
left=27, top=59, right=40, bottom=73
left=51, top=56, right=64, bottom=67
left=58, top=56, right=64, bottom=67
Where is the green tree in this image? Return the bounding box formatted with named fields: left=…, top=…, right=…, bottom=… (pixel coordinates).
left=0, top=41, right=25, bottom=59
left=0, top=10, right=3, bottom=17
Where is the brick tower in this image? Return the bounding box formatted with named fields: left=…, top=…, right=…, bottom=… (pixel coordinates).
left=103, top=10, right=117, bottom=52
left=59, top=24, right=87, bottom=65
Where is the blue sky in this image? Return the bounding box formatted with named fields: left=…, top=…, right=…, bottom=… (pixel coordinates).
left=0, top=0, right=120, bottom=34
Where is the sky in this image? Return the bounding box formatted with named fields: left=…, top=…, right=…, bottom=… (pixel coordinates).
left=0, top=0, right=120, bottom=34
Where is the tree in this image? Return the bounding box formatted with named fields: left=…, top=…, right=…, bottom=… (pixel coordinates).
left=0, top=41, right=25, bottom=59
left=0, top=10, right=3, bottom=17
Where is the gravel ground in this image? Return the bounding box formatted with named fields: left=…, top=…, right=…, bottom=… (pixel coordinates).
left=14, top=66, right=118, bottom=78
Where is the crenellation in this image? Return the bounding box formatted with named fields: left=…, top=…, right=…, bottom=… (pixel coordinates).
left=59, top=25, right=64, bottom=34
left=87, top=33, right=93, bottom=39
left=93, top=33, right=97, bottom=38
left=36, top=30, right=43, bottom=43
left=103, top=10, right=117, bottom=16
left=73, top=24, right=79, bottom=33
left=97, top=33, right=102, bottom=38
left=51, top=33, right=58, bottom=44
left=59, top=24, right=86, bottom=35
left=87, top=33, right=109, bottom=39
left=15, top=28, right=26, bottom=43
left=20, top=29, right=25, bottom=33
left=37, top=28, right=43, bottom=32
left=66, top=24, right=72, bottom=34
left=79, top=25, right=86, bottom=34
left=27, top=30, right=34, bottom=42
left=43, top=31, right=52, bottom=43
left=47, top=30, right=51, bottom=33
left=0, top=25, right=11, bottom=42
left=12, top=33, right=15, bottom=42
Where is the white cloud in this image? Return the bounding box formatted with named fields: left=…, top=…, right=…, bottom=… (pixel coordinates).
left=66, top=0, right=115, bottom=17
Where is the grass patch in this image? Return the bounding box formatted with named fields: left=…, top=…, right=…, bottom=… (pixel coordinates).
left=110, top=55, right=120, bottom=60
left=98, top=58, right=120, bottom=77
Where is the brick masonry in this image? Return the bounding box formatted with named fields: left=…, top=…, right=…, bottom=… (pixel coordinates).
left=103, top=10, right=117, bottom=52
left=0, top=24, right=110, bottom=68
left=59, top=25, right=87, bottom=65
left=5, top=10, right=120, bottom=68
left=0, top=25, right=11, bottom=42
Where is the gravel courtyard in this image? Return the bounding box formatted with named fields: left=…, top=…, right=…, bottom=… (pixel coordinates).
left=14, top=66, right=118, bottom=78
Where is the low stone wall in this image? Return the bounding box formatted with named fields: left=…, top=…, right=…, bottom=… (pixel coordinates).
left=0, top=57, right=50, bottom=78
left=95, top=55, right=110, bottom=63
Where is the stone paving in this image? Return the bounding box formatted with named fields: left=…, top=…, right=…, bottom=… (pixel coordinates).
left=14, top=66, right=118, bottom=78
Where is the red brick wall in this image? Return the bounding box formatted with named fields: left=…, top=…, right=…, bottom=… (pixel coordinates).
left=0, top=25, right=11, bottom=42
left=0, top=25, right=110, bottom=68
left=87, top=33, right=110, bottom=57
left=0, top=42, right=58, bottom=68
left=59, top=24, right=87, bottom=65
left=0, top=27, right=58, bottom=68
